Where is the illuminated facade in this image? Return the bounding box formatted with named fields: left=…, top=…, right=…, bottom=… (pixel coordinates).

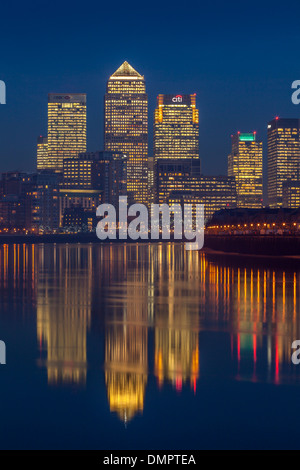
left=37, top=136, right=48, bottom=171
left=199, top=176, right=237, bottom=219
left=154, top=94, right=199, bottom=165
left=168, top=177, right=237, bottom=221
left=104, top=62, right=148, bottom=204
left=60, top=151, right=127, bottom=229
left=47, top=94, right=87, bottom=172
left=63, top=151, right=127, bottom=205
left=267, top=118, right=300, bottom=208
left=33, top=172, right=60, bottom=232
left=148, top=156, right=155, bottom=204
left=63, top=156, right=95, bottom=189
left=156, top=160, right=236, bottom=220
left=228, top=132, right=263, bottom=208
left=282, top=180, right=300, bottom=209
left=156, top=159, right=196, bottom=204
left=59, top=190, right=102, bottom=228
left=0, top=172, right=36, bottom=231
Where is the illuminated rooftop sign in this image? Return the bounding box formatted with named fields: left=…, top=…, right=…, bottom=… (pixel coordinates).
left=239, top=133, right=256, bottom=142
left=48, top=93, right=87, bottom=104
left=172, top=95, right=183, bottom=103
left=162, top=94, right=193, bottom=106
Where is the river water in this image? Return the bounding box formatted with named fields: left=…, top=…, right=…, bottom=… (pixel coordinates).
left=0, top=242, right=299, bottom=449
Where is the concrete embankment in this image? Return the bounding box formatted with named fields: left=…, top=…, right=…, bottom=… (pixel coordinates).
left=204, top=235, right=300, bottom=256
left=0, top=233, right=299, bottom=258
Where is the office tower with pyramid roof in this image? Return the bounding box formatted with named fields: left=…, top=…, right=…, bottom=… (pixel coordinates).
left=104, top=61, right=148, bottom=204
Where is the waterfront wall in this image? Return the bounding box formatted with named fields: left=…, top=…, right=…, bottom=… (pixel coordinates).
left=0, top=233, right=299, bottom=256
left=205, top=235, right=300, bottom=256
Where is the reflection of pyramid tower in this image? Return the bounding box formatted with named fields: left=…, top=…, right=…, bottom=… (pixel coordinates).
left=105, top=372, right=146, bottom=423
left=37, top=245, right=91, bottom=386
left=104, top=263, right=149, bottom=422
left=105, top=323, right=148, bottom=422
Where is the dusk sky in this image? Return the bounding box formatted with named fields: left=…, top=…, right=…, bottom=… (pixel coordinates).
left=1, top=0, right=299, bottom=176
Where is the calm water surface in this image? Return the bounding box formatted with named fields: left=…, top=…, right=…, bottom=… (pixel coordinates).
left=0, top=242, right=300, bottom=449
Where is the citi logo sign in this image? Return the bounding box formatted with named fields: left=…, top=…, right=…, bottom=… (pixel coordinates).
left=172, top=95, right=183, bottom=103
left=0, top=81, right=6, bottom=104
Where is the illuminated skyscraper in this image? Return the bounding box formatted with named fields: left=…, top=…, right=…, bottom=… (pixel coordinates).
left=282, top=180, right=300, bottom=209
left=63, top=151, right=126, bottom=194
left=156, top=160, right=236, bottom=220
left=47, top=93, right=87, bottom=172
left=154, top=94, right=199, bottom=165
left=32, top=172, right=60, bottom=232
left=228, top=132, right=263, bottom=208
left=104, top=62, right=148, bottom=204
left=267, top=118, right=300, bottom=208
left=37, top=136, right=48, bottom=171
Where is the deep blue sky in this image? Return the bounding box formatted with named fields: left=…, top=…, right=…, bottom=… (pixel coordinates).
left=0, top=0, right=299, bottom=176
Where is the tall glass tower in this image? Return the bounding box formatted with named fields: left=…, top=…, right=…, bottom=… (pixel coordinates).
left=267, top=118, right=300, bottom=208
left=154, top=94, right=199, bottom=164
left=228, top=132, right=263, bottom=208
left=104, top=62, right=148, bottom=204
left=37, top=136, right=48, bottom=171
left=47, top=93, right=87, bottom=173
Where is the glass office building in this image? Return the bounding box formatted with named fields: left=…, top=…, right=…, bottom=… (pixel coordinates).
left=47, top=93, right=87, bottom=172
left=154, top=94, right=199, bottom=166
left=267, top=118, right=300, bottom=208
left=104, top=61, right=148, bottom=205
left=228, top=132, right=263, bottom=208
left=37, top=136, right=48, bottom=171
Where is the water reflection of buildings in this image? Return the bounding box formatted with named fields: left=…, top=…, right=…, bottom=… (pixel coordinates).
left=36, top=245, right=91, bottom=386
left=155, top=328, right=199, bottom=391
left=105, top=324, right=148, bottom=422
left=1, top=241, right=300, bottom=423
left=103, top=244, right=300, bottom=422
left=197, top=253, right=300, bottom=383
left=153, top=246, right=199, bottom=391
left=103, top=245, right=300, bottom=390
left=104, top=245, right=150, bottom=422
left=0, top=244, right=37, bottom=307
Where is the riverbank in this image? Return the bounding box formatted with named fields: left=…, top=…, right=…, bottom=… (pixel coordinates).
left=204, top=234, right=300, bottom=256
left=0, top=233, right=299, bottom=258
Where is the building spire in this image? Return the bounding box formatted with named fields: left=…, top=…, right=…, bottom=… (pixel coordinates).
left=110, top=61, right=143, bottom=79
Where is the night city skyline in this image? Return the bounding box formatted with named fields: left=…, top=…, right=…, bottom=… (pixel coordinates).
left=1, top=0, right=300, bottom=177
left=1, top=67, right=300, bottom=232
left=2, top=0, right=300, bottom=454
